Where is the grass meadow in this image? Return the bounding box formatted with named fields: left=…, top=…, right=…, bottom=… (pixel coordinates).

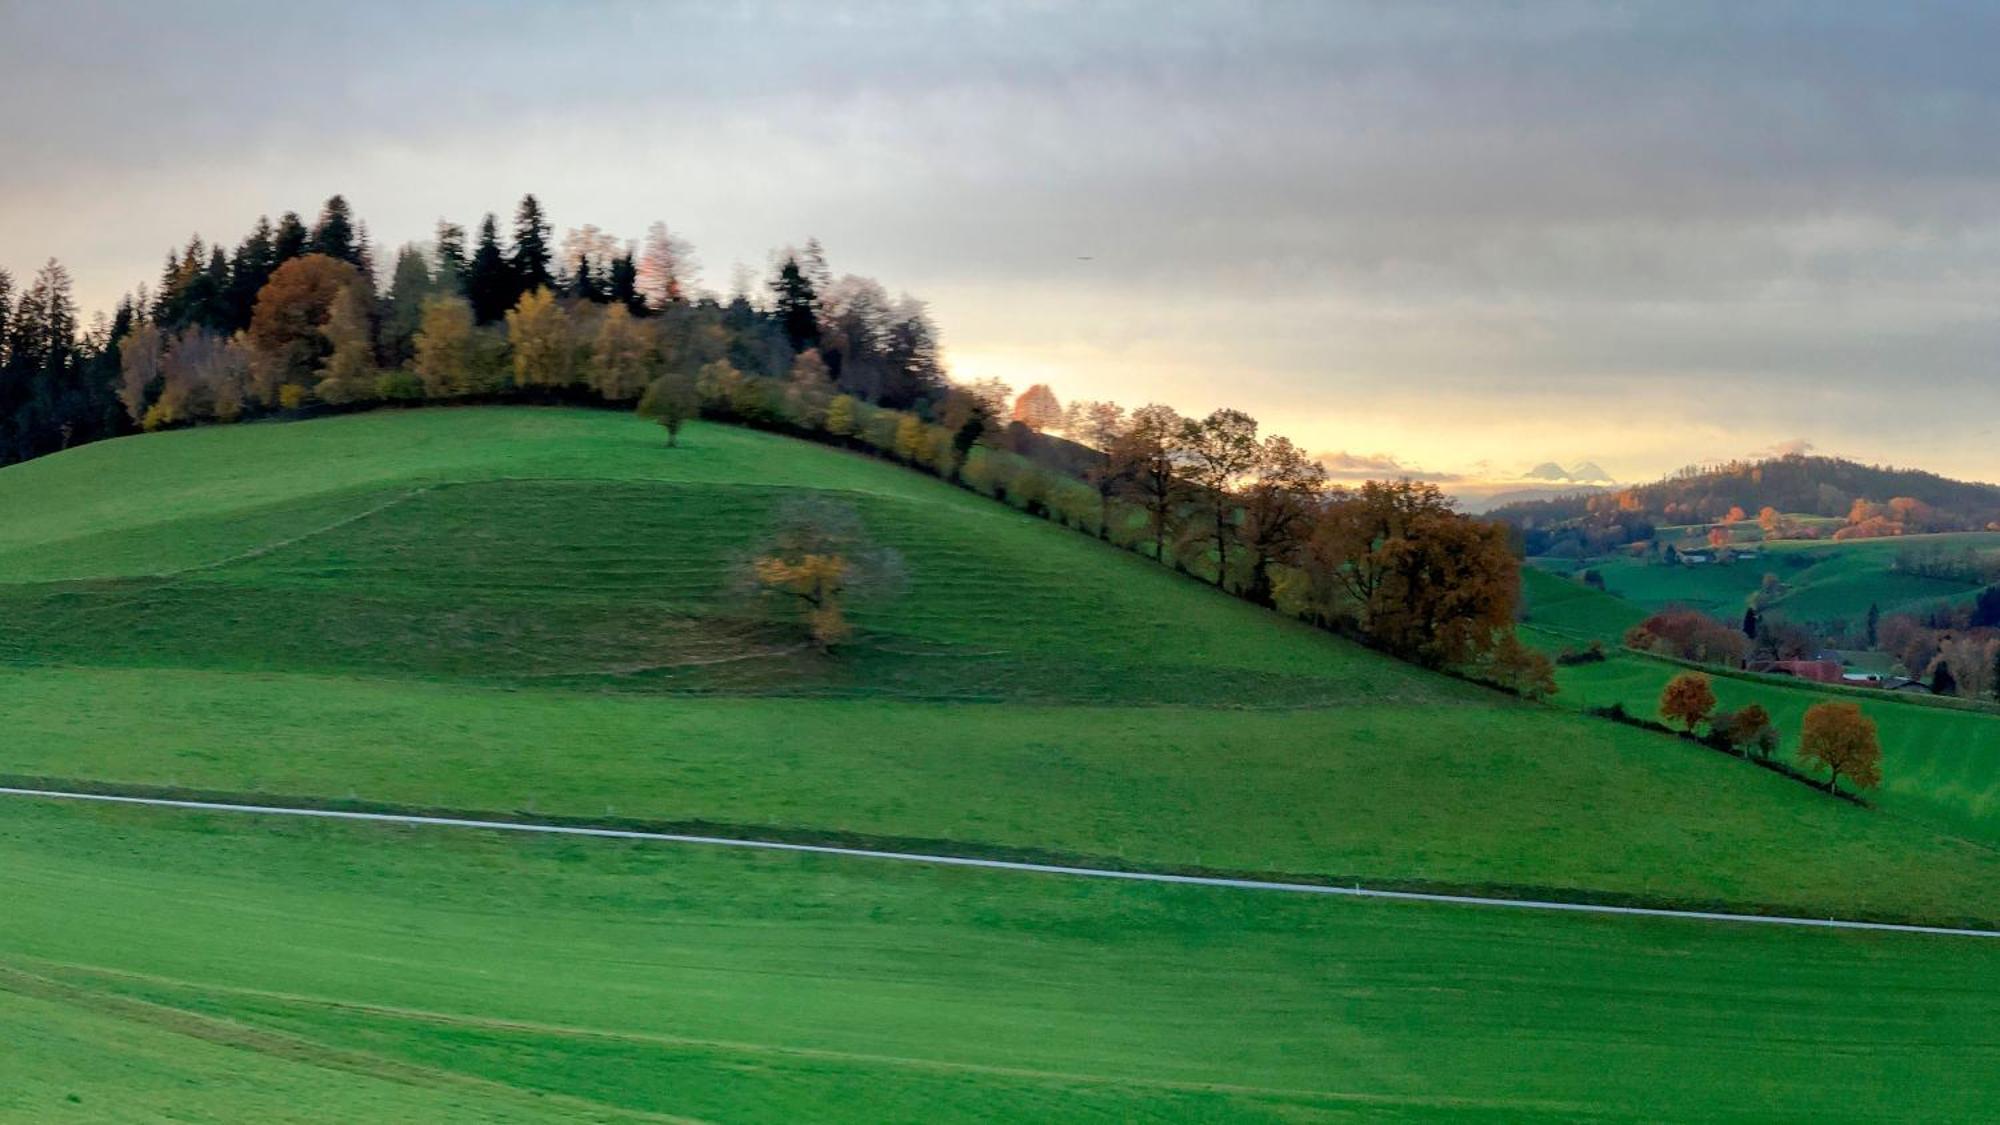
left=1565, top=531, right=2000, bottom=627
left=0, top=409, right=1992, bottom=921
left=2, top=408, right=1996, bottom=1117
left=1523, top=567, right=2000, bottom=847
left=1, top=798, right=1994, bottom=1122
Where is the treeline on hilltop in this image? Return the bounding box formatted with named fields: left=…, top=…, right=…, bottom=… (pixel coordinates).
left=1497, top=454, right=2000, bottom=553
left=0, top=192, right=1543, bottom=692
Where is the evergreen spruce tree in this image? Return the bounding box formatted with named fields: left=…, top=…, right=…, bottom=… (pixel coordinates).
left=770, top=257, right=819, bottom=353
left=609, top=251, right=642, bottom=314
left=194, top=245, right=231, bottom=330
left=434, top=221, right=469, bottom=295
left=1, top=261, right=80, bottom=463
left=227, top=216, right=277, bottom=332
left=510, top=194, right=555, bottom=297
left=466, top=214, right=513, bottom=325
left=273, top=211, right=309, bottom=264
left=568, top=253, right=604, bottom=303
left=309, top=195, right=359, bottom=265
left=354, top=221, right=377, bottom=292
left=382, top=245, right=437, bottom=366
left=0, top=269, right=12, bottom=371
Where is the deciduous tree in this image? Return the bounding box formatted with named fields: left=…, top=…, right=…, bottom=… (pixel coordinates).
left=505, top=288, right=575, bottom=389
left=636, top=371, right=699, bottom=446
left=740, top=496, right=904, bottom=651
left=1659, top=671, right=1717, bottom=733
left=588, top=303, right=653, bottom=401
left=1110, top=404, right=1186, bottom=562
left=636, top=221, right=695, bottom=308
left=314, top=282, right=378, bottom=403
left=1302, top=480, right=1517, bottom=666
left=1238, top=435, right=1326, bottom=606
left=246, top=254, right=368, bottom=404
left=1798, top=701, right=1882, bottom=793
left=1487, top=633, right=1557, bottom=699
left=1011, top=384, right=1062, bottom=432
left=411, top=295, right=479, bottom=397
left=1180, top=408, right=1261, bottom=587
left=1716, top=703, right=1776, bottom=758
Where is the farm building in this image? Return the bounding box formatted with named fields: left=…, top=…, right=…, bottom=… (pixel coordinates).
left=1749, top=659, right=1845, bottom=685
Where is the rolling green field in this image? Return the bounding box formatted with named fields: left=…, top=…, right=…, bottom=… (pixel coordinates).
left=0, top=407, right=1992, bottom=919
left=1556, top=530, right=2000, bottom=627
left=3, top=407, right=1997, bottom=1117
left=2, top=798, right=1995, bottom=1122
left=1523, top=567, right=2000, bottom=846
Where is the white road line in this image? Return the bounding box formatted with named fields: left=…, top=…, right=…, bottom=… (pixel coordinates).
left=3, top=785, right=1994, bottom=940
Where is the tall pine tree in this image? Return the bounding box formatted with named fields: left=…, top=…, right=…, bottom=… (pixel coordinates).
left=227, top=216, right=277, bottom=332
left=510, top=194, right=554, bottom=297
left=466, top=213, right=513, bottom=324
left=609, top=251, right=642, bottom=314
left=770, top=257, right=819, bottom=353
left=434, top=221, right=468, bottom=296
left=273, top=211, right=309, bottom=264
left=382, top=245, right=437, bottom=366
left=309, top=195, right=359, bottom=265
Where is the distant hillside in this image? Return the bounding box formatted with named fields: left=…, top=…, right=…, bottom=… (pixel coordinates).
left=1494, top=454, right=2000, bottom=532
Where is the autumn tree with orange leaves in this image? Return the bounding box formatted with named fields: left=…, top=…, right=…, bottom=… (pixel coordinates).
left=1659, top=671, right=1716, bottom=732
left=1798, top=701, right=1882, bottom=794
left=1011, top=384, right=1062, bottom=432
left=1302, top=480, right=1519, bottom=668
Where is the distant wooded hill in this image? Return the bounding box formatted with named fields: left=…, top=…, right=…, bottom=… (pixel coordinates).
left=1494, top=455, right=2000, bottom=533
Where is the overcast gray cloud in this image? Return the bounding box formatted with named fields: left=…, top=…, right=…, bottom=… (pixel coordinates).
left=3, top=0, right=1998, bottom=486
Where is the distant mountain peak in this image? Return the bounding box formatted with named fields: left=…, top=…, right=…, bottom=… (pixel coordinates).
left=1568, top=461, right=1611, bottom=483
left=1524, top=462, right=1570, bottom=481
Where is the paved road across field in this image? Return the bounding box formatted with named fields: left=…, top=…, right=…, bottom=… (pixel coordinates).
left=3, top=785, right=1993, bottom=939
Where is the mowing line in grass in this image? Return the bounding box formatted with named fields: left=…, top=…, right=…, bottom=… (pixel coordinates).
left=6, top=785, right=1993, bottom=940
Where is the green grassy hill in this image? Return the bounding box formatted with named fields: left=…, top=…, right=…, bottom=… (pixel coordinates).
left=2, top=798, right=1995, bottom=1122
left=0, top=406, right=1991, bottom=917
left=1522, top=567, right=2000, bottom=846
left=2, top=407, right=1996, bottom=1117
left=1567, top=532, right=2000, bottom=627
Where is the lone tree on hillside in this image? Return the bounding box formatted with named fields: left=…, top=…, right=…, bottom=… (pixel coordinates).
left=1659, top=671, right=1717, bottom=733
left=637, top=371, right=699, bottom=446
left=740, top=497, right=905, bottom=651
left=1797, top=701, right=1881, bottom=795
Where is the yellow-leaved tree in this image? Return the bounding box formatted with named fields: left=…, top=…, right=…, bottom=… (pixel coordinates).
left=505, top=287, right=576, bottom=388
left=412, top=295, right=478, bottom=398
left=740, top=497, right=905, bottom=652
left=589, top=303, right=654, bottom=401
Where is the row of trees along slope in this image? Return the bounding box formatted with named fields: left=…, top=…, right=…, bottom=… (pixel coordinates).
left=5, top=193, right=1540, bottom=692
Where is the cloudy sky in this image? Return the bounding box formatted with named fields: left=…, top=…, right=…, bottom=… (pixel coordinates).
left=3, top=1, right=1997, bottom=495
